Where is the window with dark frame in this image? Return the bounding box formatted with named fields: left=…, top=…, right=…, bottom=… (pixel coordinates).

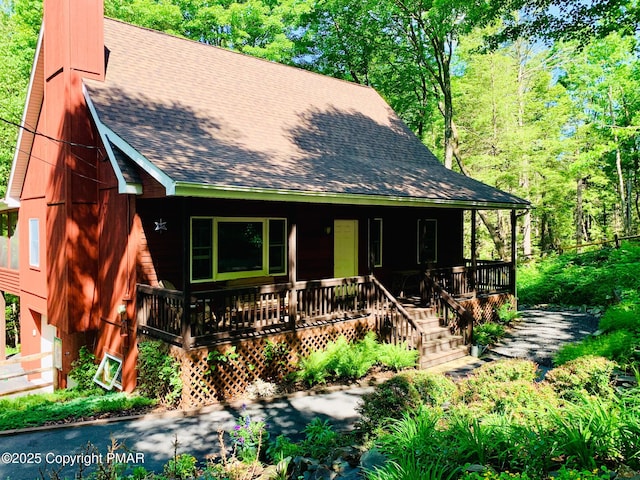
left=369, top=218, right=383, bottom=268
left=417, top=219, right=437, bottom=264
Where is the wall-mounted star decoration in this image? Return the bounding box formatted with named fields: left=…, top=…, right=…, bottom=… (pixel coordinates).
left=155, top=218, right=167, bottom=233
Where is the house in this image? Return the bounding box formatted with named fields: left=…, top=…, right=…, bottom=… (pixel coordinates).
left=0, top=0, right=528, bottom=401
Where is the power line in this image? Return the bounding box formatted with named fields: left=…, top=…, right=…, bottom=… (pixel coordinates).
left=0, top=115, right=105, bottom=151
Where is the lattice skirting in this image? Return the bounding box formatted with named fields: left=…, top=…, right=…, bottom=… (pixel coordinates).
left=168, top=315, right=378, bottom=408
left=460, top=293, right=516, bottom=325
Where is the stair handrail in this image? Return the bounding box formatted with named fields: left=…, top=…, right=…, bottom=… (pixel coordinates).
left=422, top=272, right=475, bottom=344
left=369, top=275, right=420, bottom=329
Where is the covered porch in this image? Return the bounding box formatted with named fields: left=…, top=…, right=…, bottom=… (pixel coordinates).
left=136, top=260, right=514, bottom=351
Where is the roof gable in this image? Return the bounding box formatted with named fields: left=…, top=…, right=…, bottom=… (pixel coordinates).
left=81, top=19, right=528, bottom=209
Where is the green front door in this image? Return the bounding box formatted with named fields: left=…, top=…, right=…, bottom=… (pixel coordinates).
left=334, top=220, right=358, bottom=278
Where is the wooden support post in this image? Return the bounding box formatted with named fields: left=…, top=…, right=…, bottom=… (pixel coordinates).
left=470, top=210, right=477, bottom=296
left=0, top=292, right=5, bottom=361
left=288, top=221, right=297, bottom=328
left=510, top=209, right=517, bottom=308
left=181, top=198, right=193, bottom=350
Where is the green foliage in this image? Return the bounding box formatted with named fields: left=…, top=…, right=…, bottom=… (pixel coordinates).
left=496, top=302, right=520, bottom=324
left=517, top=243, right=640, bottom=306
left=599, top=302, right=640, bottom=333
left=296, top=332, right=417, bottom=386
left=472, top=322, right=506, bottom=346
left=376, top=342, right=420, bottom=372
left=0, top=391, right=154, bottom=431
left=554, top=330, right=639, bottom=368
left=68, top=345, right=101, bottom=393
left=136, top=340, right=183, bottom=407
left=545, top=356, right=617, bottom=401
left=357, top=371, right=456, bottom=435
left=206, top=346, right=239, bottom=373
left=229, top=410, right=269, bottom=463
left=163, top=453, right=197, bottom=479
left=262, top=340, right=290, bottom=381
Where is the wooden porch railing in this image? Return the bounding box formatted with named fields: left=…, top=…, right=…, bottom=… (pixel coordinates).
left=137, top=275, right=421, bottom=349
left=421, top=273, right=475, bottom=343
left=431, top=261, right=512, bottom=298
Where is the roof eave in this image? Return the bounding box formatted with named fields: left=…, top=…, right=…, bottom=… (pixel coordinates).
left=5, top=25, right=45, bottom=207
left=173, top=182, right=530, bottom=210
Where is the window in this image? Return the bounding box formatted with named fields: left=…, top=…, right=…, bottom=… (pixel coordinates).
left=191, top=217, right=287, bottom=282
left=191, top=218, right=213, bottom=281
left=417, top=219, right=437, bottom=264
left=29, top=218, right=40, bottom=268
left=0, top=211, right=19, bottom=269
left=369, top=218, right=383, bottom=268
left=93, top=353, right=123, bottom=390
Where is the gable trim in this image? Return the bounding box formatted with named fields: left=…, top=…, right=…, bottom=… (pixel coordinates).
left=5, top=26, right=45, bottom=207
left=84, top=85, right=174, bottom=195
left=173, top=182, right=530, bottom=210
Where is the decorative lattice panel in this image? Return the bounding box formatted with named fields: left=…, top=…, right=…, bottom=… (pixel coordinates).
left=460, top=293, right=516, bottom=325
left=170, top=316, right=378, bottom=408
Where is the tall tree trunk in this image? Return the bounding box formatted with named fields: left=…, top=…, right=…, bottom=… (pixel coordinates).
left=608, top=84, right=628, bottom=235
left=576, top=177, right=585, bottom=245
left=515, top=39, right=532, bottom=257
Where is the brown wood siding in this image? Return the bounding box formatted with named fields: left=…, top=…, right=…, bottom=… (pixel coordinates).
left=135, top=198, right=465, bottom=292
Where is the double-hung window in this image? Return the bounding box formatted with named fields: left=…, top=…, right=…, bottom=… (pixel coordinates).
left=191, top=217, right=287, bottom=282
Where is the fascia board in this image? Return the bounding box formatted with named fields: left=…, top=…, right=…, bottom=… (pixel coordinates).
left=5, top=25, right=45, bottom=206
left=174, top=182, right=531, bottom=210
left=84, top=86, right=175, bottom=195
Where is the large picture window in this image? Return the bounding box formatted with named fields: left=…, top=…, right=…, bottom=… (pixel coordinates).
left=417, top=219, right=437, bottom=264
left=191, top=217, right=287, bottom=282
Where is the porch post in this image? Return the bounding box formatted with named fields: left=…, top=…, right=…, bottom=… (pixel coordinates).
left=0, top=292, right=5, bottom=361
left=181, top=198, right=193, bottom=350
left=510, top=209, right=517, bottom=308
left=288, top=221, right=297, bottom=328
left=470, top=210, right=477, bottom=296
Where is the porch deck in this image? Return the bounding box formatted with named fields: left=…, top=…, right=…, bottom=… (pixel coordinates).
left=136, top=261, right=513, bottom=351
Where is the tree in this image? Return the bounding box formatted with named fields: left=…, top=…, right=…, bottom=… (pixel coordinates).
left=484, top=0, right=639, bottom=48
left=0, top=0, right=41, bottom=197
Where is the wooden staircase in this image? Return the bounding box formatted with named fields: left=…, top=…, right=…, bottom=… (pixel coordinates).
left=402, top=302, right=469, bottom=369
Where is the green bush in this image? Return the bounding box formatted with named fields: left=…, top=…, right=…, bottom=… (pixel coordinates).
left=599, top=302, right=640, bottom=333
left=136, top=340, right=183, bottom=407
left=473, top=322, right=506, bottom=346
left=467, top=359, right=539, bottom=383
left=68, top=345, right=101, bottom=393
left=545, top=356, right=617, bottom=401
left=296, top=332, right=417, bottom=386
left=517, top=242, right=640, bottom=306
left=357, top=371, right=456, bottom=435
left=554, top=330, right=639, bottom=368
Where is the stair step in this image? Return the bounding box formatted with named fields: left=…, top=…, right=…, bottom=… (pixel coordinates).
left=420, top=325, right=453, bottom=341
left=421, top=336, right=465, bottom=355
left=420, top=346, right=469, bottom=369
left=403, top=306, right=437, bottom=320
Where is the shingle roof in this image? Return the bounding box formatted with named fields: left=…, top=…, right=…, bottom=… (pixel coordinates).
left=84, top=18, right=529, bottom=209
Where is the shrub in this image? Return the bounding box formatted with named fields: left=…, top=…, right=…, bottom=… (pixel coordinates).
left=468, top=359, right=539, bottom=383
left=473, top=322, right=506, bottom=346
left=136, top=340, right=183, bottom=406
left=357, top=371, right=456, bottom=435
left=554, top=330, right=639, bottom=368
left=545, top=356, right=617, bottom=401
left=377, top=342, right=419, bottom=371
left=496, top=302, right=520, bottom=324
left=599, top=302, right=640, bottom=333
left=68, top=346, right=101, bottom=393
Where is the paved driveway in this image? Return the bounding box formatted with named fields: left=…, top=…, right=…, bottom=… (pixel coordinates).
left=0, top=308, right=600, bottom=479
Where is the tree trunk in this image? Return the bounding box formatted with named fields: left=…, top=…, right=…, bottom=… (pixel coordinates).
left=576, top=177, right=585, bottom=245
left=608, top=84, right=628, bottom=235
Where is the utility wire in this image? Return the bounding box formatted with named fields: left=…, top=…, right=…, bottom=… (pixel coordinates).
left=0, top=115, right=105, bottom=151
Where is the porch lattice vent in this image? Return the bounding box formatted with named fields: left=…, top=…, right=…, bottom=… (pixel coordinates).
left=170, top=316, right=378, bottom=407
